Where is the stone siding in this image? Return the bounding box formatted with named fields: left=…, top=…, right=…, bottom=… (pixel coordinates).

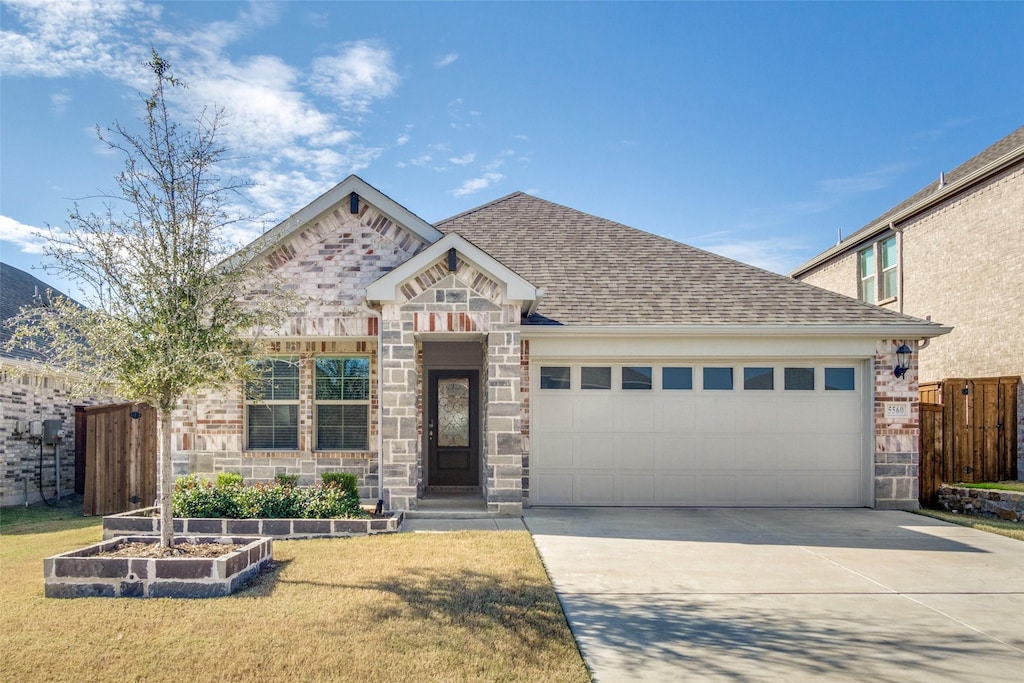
left=0, top=366, right=78, bottom=506
left=873, top=339, right=920, bottom=510
left=937, top=485, right=1024, bottom=522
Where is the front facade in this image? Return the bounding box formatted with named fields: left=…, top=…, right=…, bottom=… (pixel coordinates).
left=171, top=177, right=948, bottom=513
left=792, top=126, right=1024, bottom=467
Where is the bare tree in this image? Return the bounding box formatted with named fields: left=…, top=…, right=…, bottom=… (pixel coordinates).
left=7, top=51, right=289, bottom=547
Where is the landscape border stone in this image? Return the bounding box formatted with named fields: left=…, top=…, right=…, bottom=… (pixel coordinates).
left=937, top=485, right=1024, bottom=522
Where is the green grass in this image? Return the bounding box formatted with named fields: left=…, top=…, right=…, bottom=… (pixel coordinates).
left=0, top=497, right=590, bottom=683
left=950, top=481, right=1024, bottom=493
left=912, top=508, right=1024, bottom=542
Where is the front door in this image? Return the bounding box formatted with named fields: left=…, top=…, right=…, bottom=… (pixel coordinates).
left=427, top=370, right=480, bottom=489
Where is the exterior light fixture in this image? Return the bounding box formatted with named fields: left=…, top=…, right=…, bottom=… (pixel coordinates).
left=893, top=343, right=912, bottom=378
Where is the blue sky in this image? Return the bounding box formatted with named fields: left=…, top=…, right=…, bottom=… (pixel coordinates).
left=1, top=1, right=1022, bottom=299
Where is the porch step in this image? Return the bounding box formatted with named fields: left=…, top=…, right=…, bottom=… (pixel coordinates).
left=406, top=493, right=492, bottom=519
left=403, top=509, right=499, bottom=520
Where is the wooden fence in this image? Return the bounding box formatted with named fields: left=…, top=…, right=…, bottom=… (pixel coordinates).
left=918, top=377, right=1020, bottom=506
left=75, top=403, right=157, bottom=516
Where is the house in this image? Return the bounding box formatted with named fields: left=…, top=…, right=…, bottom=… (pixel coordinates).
left=792, top=126, right=1024, bottom=475
left=171, top=176, right=949, bottom=514
left=0, top=262, right=79, bottom=506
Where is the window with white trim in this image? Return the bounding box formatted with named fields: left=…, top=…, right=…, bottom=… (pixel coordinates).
left=315, top=356, right=370, bottom=450
left=245, top=356, right=300, bottom=450
left=858, top=235, right=898, bottom=303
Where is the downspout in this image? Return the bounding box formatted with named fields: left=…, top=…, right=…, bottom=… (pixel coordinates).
left=891, top=222, right=904, bottom=315
left=358, top=293, right=385, bottom=514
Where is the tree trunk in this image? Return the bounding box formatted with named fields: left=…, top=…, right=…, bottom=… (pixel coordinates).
left=158, top=407, right=174, bottom=548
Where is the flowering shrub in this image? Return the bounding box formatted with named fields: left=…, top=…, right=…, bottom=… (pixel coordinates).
left=172, top=474, right=367, bottom=519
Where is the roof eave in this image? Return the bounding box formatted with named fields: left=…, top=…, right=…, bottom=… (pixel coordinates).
left=520, top=323, right=952, bottom=340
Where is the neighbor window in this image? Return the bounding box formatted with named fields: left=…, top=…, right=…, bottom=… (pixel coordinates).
left=824, top=367, right=856, bottom=391
left=703, top=367, right=733, bottom=390
left=622, top=366, right=653, bottom=390
left=245, top=357, right=300, bottom=450
left=540, top=366, right=571, bottom=389
left=581, top=366, right=611, bottom=390
left=662, top=367, right=693, bottom=390
left=784, top=368, right=815, bottom=391
left=858, top=235, right=898, bottom=304
left=743, top=367, right=774, bottom=390
left=315, top=356, right=370, bottom=450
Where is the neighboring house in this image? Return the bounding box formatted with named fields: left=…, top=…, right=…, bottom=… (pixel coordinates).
left=171, top=176, right=949, bottom=514
left=0, top=263, right=79, bottom=506
left=792, top=126, right=1024, bottom=472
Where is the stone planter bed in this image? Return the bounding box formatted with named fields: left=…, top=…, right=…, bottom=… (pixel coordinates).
left=102, top=506, right=404, bottom=540
left=937, top=485, right=1024, bottom=522
left=44, top=535, right=272, bottom=598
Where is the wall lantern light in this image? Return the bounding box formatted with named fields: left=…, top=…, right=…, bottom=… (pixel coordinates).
left=893, top=343, right=912, bottom=378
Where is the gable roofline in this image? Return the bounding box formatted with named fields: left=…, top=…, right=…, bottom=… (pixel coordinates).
left=364, top=232, right=541, bottom=304
left=239, top=175, right=444, bottom=264
left=520, top=322, right=951, bottom=340
left=791, top=126, right=1024, bottom=278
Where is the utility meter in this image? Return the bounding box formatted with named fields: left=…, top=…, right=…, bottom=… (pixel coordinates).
left=43, top=419, right=64, bottom=445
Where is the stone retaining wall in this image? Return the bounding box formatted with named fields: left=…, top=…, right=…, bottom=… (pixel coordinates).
left=102, top=507, right=403, bottom=540
left=44, top=535, right=272, bottom=598
left=937, top=485, right=1024, bottom=522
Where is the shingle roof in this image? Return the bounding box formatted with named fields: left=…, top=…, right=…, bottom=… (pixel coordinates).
left=436, top=194, right=943, bottom=329
left=793, top=126, right=1024, bottom=276
left=0, top=262, right=79, bottom=362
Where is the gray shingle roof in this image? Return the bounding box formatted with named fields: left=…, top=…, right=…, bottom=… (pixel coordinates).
left=436, top=193, right=943, bottom=329
left=0, top=262, right=79, bottom=362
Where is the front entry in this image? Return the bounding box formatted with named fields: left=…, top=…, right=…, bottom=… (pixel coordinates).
left=427, top=370, right=480, bottom=489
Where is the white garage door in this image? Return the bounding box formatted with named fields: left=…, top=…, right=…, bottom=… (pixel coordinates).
left=531, top=362, right=868, bottom=507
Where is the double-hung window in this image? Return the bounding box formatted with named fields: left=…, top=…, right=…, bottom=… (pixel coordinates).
left=315, top=356, right=370, bottom=450
left=858, top=235, right=898, bottom=303
left=245, top=357, right=300, bottom=450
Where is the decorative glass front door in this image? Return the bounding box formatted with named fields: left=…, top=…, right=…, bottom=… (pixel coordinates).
left=428, top=370, right=479, bottom=488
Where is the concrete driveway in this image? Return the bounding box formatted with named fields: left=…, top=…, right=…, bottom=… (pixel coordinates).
left=524, top=508, right=1024, bottom=682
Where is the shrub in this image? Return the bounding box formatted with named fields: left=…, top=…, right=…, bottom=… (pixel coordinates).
left=321, top=471, right=359, bottom=496
left=216, top=472, right=244, bottom=488
left=171, top=475, right=368, bottom=519
left=275, top=473, right=300, bottom=487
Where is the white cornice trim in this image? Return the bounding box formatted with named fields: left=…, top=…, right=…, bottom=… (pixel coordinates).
left=520, top=323, right=952, bottom=339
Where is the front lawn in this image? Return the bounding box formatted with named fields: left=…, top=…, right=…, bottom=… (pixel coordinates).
left=0, top=498, right=589, bottom=682
left=912, top=508, right=1024, bottom=542
left=951, top=481, right=1024, bottom=493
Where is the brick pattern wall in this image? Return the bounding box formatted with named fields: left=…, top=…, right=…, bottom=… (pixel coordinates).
left=171, top=342, right=381, bottom=499
left=873, top=339, right=920, bottom=509
left=0, top=367, right=78, bottom=506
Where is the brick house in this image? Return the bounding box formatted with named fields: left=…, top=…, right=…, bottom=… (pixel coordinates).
left=792, top=126, right=1024, bottom=474
left=0, top=263, right=79, bottom=506
left=171, top=176, right=949, bottom=514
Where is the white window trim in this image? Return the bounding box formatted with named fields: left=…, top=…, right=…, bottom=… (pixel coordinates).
left=314, top=355, right=371, bottom=452
left=858, top=235, right=899, bottom=304
left=244, top=355, right=300, bottom=452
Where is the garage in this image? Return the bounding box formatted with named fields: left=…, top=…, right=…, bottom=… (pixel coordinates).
left=530, top=361, right=870, bottom=507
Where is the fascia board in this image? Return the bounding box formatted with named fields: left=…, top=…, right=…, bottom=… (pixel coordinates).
left=365, top=233, right=538, bottom=302
left=519, top=324, right=953, bottom=340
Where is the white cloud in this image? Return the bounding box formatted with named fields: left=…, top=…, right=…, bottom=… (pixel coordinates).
left=309, top=41, right=399, bottom=112
left=817, top=163, right=911, bottom=195
left=0, top=215, right=49, bottom=254
left=395, top=134, right=411, bottom=146
left=696, top=237, right=808, bottom=275
left=434, top=53, right=459, bottom=68
left=448, top=153, right=475, bottom=165
left=50, top=91, right=72, bottom=114
left=451, top=172, right=504, bottom=198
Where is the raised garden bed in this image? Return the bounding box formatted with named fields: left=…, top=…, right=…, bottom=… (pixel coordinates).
left=44, top=535, right=272, bottom=598
left=103, top=506, right=404, bottom=540
left=937, top=484, right=1024, bottom=522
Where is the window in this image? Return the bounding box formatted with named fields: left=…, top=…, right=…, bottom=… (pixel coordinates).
left=743, top=367, right=774, bottom=390
left=662, top=367, right=693, bottom=390
left=315, top=357, right=370, bottom=450
left=824, top=367, right=856, bottom=391
left=703, top=367, right=733, bottom=390
left=581, top=367, right=611, bottom=390
left=540, top=366, right=571, bottom=389
left=245, top=357, right=300, bottom=450
left=858, top=235, right=898, bottom=303
left=622, top=366, right=652, bottom=390
left=784, top=368, right=815, bottom=390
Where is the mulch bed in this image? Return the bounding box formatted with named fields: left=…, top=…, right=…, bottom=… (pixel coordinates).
left=97, top=541, right=244, bottom=558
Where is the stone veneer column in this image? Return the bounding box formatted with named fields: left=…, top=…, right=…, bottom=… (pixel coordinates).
left=873, top=339, right=920, bottom=509
left=483, top=307, right=524, bottom=515
left=380, top=306, right=420, bottom=510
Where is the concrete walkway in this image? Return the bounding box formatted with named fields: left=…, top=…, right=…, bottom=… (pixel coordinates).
left=524, top=508, right=1024, bottom=682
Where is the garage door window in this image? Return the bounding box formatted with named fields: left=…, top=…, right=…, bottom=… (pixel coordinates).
left=784, top=367, right=815, bottom=390
left=743, top=367, right=774, bottom=390
left=825, top=367, right=856, bottom=391
left=540, top=366, right=571, bottom=390
left=662, top=367, right=693, bottom=390
left=581, top=367, right=611, bottom=390
left=622, top=366, right=652, bottom=390
left=703, top=367, right=733, bottom=390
